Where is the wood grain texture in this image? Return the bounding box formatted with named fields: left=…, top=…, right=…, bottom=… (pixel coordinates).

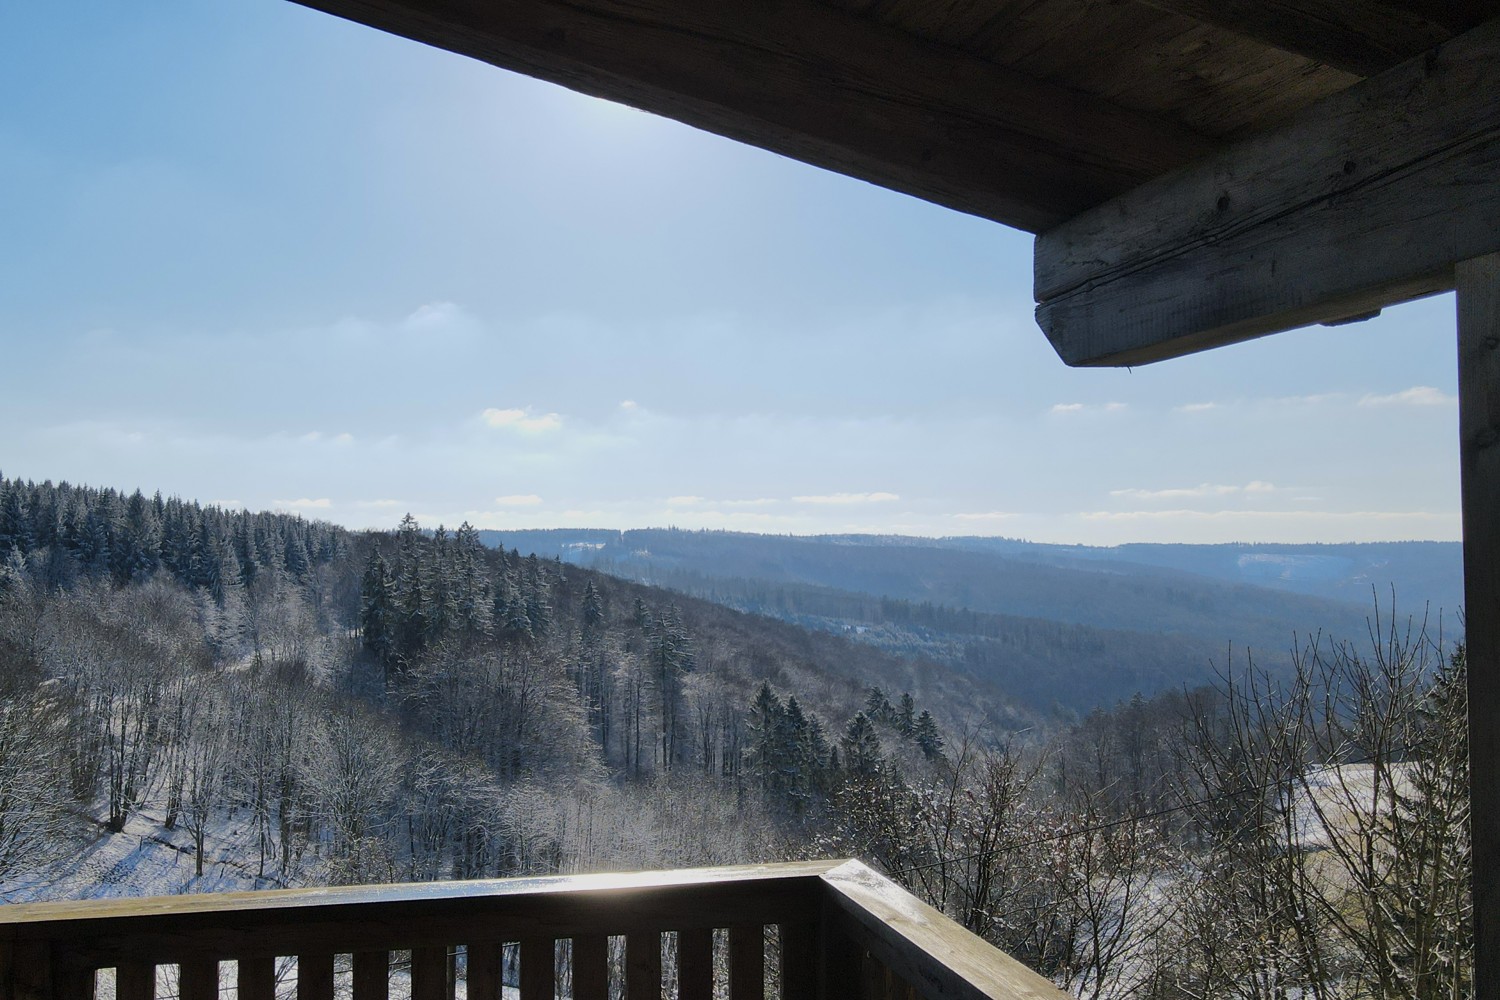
left=411, top=946, right=451, bottom=1000
left=780, top=922, right=817, bottom=999
left=4, top=862, right=831, bottom=969
left=1458, top=252, right=1500, bottom=1000
left=236, top=956, right=276, bottom=1000
left=1133, top=0, right=1482, bottom=75
left=297, top=953, right=335, bottom=1000
left=464, top=944, right=501, bottom=1000
left=179, top=959, right=220, bottom=1000
left=519, top=938, right=552, bottom=1000
left=625, top=932, right=660, bottom=1000
left=863, top=0, right=1359, bottom=139
left=821, top=861, right=1072, bottom=1000
left=114, top=962, right=154, bottom=1000
left=676, top=928, right=713, bottom=1000
left=290, top=0, right=1215, bottom=231
left=352, top=951, right=389, bottom=1000
left=1035, top=14, right=1500, bottom=367
left=728, top=925, right=764, bottom=1000
left=571, top=935, right=609, bottom=1000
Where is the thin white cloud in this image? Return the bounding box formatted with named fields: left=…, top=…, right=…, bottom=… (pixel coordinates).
left=1359, top=385, right=1456, bottom=407
left=481, top=407, right=563, bottom=432
left=619, top=399, right=639, bottom=411
left=793, top=491, right=900, bottom=504
left=1110, top=481, right=1279, bottom=500
left=494, top=494, right=544, bottom=506
left=667, top=495, right=705, bottom=506
left=954, top=511, right=1016, bottom=521
left=273, top=497, right=332, bottom=509
left=1174, top=402, right=1219, bottom=413
left=357, top=499, right=404, bottom=508
left=1082, top=508, right=1453, bottom=523
left=1050, top=402, right=1127, bottom=415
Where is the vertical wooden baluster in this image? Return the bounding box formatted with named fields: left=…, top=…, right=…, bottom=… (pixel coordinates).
left=817, top=908, right=861, bottom=1000
left=624, top=933, right=660, bottom=1000
left=352, top=951, right=389, bottom=1000
left=115, top=962, right=155, bottom=1000
left=676, top=928, right=713, bottom=1000
left=411, top=947, right=452, bottom=1000
left=236, top=956, right=276, bottom=1000
left=297, top=953, right=335, bottom=1000
left=859, top=953, right=884, bottom=1000
left=728, top=925, right=763, bottom=1000
left=53, top=961, right=96, bottom=1000
left=779, top=923, right=816, bottom=1000
left=520, top=938, right=553, bottom=1000
left=465, top=943, right=502, bottom=1000
left=1459, top=252, right=1500, bottom=1000
left=571, top=936, right=608, bottom=1000
left=179, top=959, right=219, bottom=1000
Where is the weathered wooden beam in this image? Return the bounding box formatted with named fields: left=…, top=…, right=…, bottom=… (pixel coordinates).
left=1458, top=252, right=1500, bottom=1000
left=289, top=0, right=1215, bottom=233
left=819, top=861, right=1072, bottom=1000
left=1034, top=15, right=1500, bottom=367
left=1133, top=1, right=1487, bottom=76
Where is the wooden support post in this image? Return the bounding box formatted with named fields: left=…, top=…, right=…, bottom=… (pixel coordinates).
left=1459, top=252, right=1500, bottom=1000
left=624, top=932, right=660, bottom=1000
left=519, top=938, right=553, bottom=1000
left=464, top=944, right=501, bottom=1000
left=675, top=928, right=713, bottom=1000
left=727, top=925, right=763, bottom=1000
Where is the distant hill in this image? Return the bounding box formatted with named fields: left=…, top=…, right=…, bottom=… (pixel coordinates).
left=479, top=529, right=1462, bottom=717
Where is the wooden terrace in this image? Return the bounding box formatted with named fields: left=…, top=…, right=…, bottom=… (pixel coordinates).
left=0, top=860, right=1066, bottom=999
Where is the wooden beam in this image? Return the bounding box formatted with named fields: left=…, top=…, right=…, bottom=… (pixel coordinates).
left=1034, top=15, right=1500, bottom=367
left=290, top=0, right=1215, bottom=233
left=1133, top=1, right=1485, bottom=76
left=819, top=861, right=1073, bottom=1000
left=1458, top=252, right=1500, bottom=1000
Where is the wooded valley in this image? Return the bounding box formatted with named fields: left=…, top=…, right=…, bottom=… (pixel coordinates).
left=0, top=475, right=1471, bottom=998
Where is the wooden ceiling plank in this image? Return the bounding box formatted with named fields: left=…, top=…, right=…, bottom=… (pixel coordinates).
left=1132, top=0, right=1475, bottom=76
left=1033, top=15, right=1500, bottom=367
left=291, top=0, right=1216, bottom=232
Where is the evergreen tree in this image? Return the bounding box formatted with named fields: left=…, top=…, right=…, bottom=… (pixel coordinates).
left=842, top=712, right=883, bottom=776
left=912, top=710, right=945, bottom=759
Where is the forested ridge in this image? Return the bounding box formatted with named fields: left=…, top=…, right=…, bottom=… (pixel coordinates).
left=0, top=474, right=1015, bottom=895
left=0, top=476, right=1472, bottom=998
left=481, top=528, right=1453, bottom=719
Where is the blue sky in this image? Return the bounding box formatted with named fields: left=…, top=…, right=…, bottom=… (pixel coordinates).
left=0, top=2, right=1463, bottom=545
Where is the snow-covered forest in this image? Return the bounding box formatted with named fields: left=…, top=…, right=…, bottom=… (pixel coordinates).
left=0, top=474, right=1472, bottom=999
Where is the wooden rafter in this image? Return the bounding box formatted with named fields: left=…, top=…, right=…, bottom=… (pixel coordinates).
left=1134, top=0, right=1483, bottom=76
left=291, top=0, right=1217, bottom=233
left=1034, top=15, right=1500, bottom=367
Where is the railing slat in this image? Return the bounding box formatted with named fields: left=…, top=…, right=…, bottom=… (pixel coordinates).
left=677, top=928, right=713, bottom=1000
left=520, top=937, right=553, bottom=1000
left=236, top=956, right=276, bottom=1000
left=179, top=959, right=219, bottom=1000
left=728, top=925, right=763, bottom=1000
left=352, top=951, right=389, bottom=1000
left=571, top=935, right=609, bottom=1000
left=297, top=953, right=334, bottom=1000
left=116, top=961, right=155, bottom=1000
left=465, top=943, right=502, bottom=1000
left=780, top=922, right=816, bottom=999
left=411, top=946, right=452, bottom=1000
left=625, top=932, right=660, bottom=1000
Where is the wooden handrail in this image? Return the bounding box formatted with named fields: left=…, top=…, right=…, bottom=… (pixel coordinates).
left=0, top=859, right=1072, bottom=1000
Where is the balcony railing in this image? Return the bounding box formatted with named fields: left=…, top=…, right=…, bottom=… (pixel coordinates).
left=0, top=859, right=1070, bottom=1000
